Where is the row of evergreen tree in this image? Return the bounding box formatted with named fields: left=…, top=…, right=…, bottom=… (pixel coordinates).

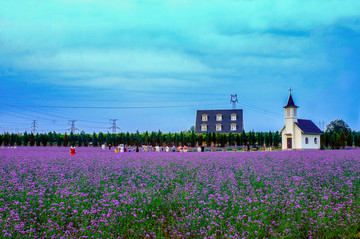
left=0, top=131, right=281, bottom=148
left=1, top=130, right=359, bottom=149
left=321, top=131, right=360, bottom=149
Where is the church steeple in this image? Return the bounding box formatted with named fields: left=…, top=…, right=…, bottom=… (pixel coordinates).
left=284, top=88, right=298, bottom=126
left=284, top=88, right=299, bottom=108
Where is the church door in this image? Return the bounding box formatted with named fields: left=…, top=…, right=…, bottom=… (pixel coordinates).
left=287, top=138, right=292, bottom=149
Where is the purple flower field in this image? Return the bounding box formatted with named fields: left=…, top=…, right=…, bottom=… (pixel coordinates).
left=1, top=147, right=360, bottom=238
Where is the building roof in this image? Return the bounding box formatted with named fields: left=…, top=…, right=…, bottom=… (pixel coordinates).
left=295, top=119, right=323, bottom=134
left=195, top=109, right=244, bottom=134
left=283, top=94, right=299, bottom=108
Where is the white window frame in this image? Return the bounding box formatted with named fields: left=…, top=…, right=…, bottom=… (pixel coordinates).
left=202, top=114, right=208, bottom=121
left=230, top=124, right=236, bottom=131
left=216, top=124, right=222, bottom=131
left=201, top=124, right=207, bottom=132
left=231, top=114, right=237, bottom=121
left=216, top=114, right=222, bottom=121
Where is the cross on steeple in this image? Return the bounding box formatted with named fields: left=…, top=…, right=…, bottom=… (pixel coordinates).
left=288, top=87, right=293, bottom=94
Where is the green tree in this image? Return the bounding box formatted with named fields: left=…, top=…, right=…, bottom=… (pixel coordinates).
left=339, top=131, right=346, bottom=149
left=354, top=134, right=360, bottom=147
left=4, top=133, right=10, bottom=146
left=29, top=133, right=35, bottom=146
left=273, top=131, right=280, bottom=147
left=241, top=130, right=247, bottom=146
left=35, top=133, right=41, bottom=146
left=41, top=134, right=48, bottom=146
left=92, top=133, right=98, bottom=146
left=189, top=126, right=195, bottom=133
left=228, top=133, right=235, bottom=146
left=326, top=119, right=351, bottom=134
left=57, top=134, right=63, bottom=146
left=190, top=132, right=196, bottom=147
left=98, top=132, right=105, bottom=145
left=23, top=132, right=29, bottom=146
left=64, top=133, right=68, bottom=146
left=346, top=131, right=353, bottom=147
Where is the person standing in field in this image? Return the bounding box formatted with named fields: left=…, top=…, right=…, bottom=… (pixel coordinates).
left=70, top=146, right=76, bottom=155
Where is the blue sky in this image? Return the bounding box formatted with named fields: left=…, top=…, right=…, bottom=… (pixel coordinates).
left=0, top=0, right=359, bottom=133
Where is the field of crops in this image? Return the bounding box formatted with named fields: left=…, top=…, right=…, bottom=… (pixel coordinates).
left=1, top=147, right=360, bottom=238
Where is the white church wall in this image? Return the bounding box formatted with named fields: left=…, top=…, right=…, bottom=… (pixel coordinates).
left=281, top=131, right=287, bottom=150
left=301, top=134, right=320, bottom=149
left=294, top=127, right=303, bottom=149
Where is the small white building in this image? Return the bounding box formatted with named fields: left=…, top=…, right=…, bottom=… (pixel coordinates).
left=280, top=92, right=322, bottom=150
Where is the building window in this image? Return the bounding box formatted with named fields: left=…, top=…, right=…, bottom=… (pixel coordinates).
left=201, top=124, right=207, bottom=132
left=216, top=124, right=222, bottom=131
left=314, top=138, right=317, bottom=144
left=202, top=114, right=208, bottom=121
left=230, top=124, right=237, bottom=131
left=305, top=137, right=309, bottom=144
left=287, top=109, right=290, bottom=117
left=231, top=114, right=237, bottom=121
left=216, top=114, right=222, bottom=121
left=293, top=109, right=297, bottom=117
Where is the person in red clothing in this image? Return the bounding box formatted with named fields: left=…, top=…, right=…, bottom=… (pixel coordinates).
left=70, top=146, right=76, bottom=155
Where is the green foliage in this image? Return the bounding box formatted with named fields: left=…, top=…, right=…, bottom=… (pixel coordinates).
left=326, top=119, right=351, bottom=134
left=3, top=129, right=360, bottom=149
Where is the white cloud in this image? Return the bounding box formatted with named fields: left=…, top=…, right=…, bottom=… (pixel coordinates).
left=12, top=49, right=210, bottom=74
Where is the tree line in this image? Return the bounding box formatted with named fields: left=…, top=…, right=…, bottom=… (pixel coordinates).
left=0, top=130, right=281, bottom=148
left=321, top=131, right=360, bottom=149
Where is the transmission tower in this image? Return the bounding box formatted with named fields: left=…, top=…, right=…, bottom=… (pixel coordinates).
left=230, top=94, right=238, bottom=109
left=31, top=120, right=38, bottom=134
left=318, top=120, right=325, bottom=132
left=109, top=119, right=120, bottom=133
left=68, top=120, right=79, bottom=133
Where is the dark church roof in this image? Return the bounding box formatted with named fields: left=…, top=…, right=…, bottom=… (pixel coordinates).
left=283, top=94, right=299, bottom=108
left=295, top=119, right=323, bottom=134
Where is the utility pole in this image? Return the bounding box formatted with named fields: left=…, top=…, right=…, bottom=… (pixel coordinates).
left=109, top=119, right=120, bottom=133
left=31, top=120, right=38, bottom=134
left=68, top=120, right=79, bottom=134
left=230, top=94, right=238, bottom=109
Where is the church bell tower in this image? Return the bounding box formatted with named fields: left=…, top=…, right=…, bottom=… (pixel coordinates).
left=283, top=88, right=299, bottom=146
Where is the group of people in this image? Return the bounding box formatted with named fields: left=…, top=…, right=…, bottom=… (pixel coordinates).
left=70, top=144, right=207, bottom=155
left=102, top=144, right=206, bottom=153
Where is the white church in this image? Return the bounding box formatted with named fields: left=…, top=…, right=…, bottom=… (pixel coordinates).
left=280, top=90, right=323, bottom=150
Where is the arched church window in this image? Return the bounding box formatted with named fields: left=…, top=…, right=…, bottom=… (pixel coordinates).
left=314, top=138, right=317, bottom=144
left=305, top=137, right=309, bottom=144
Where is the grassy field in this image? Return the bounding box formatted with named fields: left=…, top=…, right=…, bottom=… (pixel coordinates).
left=1, top=147, right=360, bottom=238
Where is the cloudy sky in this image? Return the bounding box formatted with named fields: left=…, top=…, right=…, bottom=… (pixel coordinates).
left=1, top=0, right=359, bottom=133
